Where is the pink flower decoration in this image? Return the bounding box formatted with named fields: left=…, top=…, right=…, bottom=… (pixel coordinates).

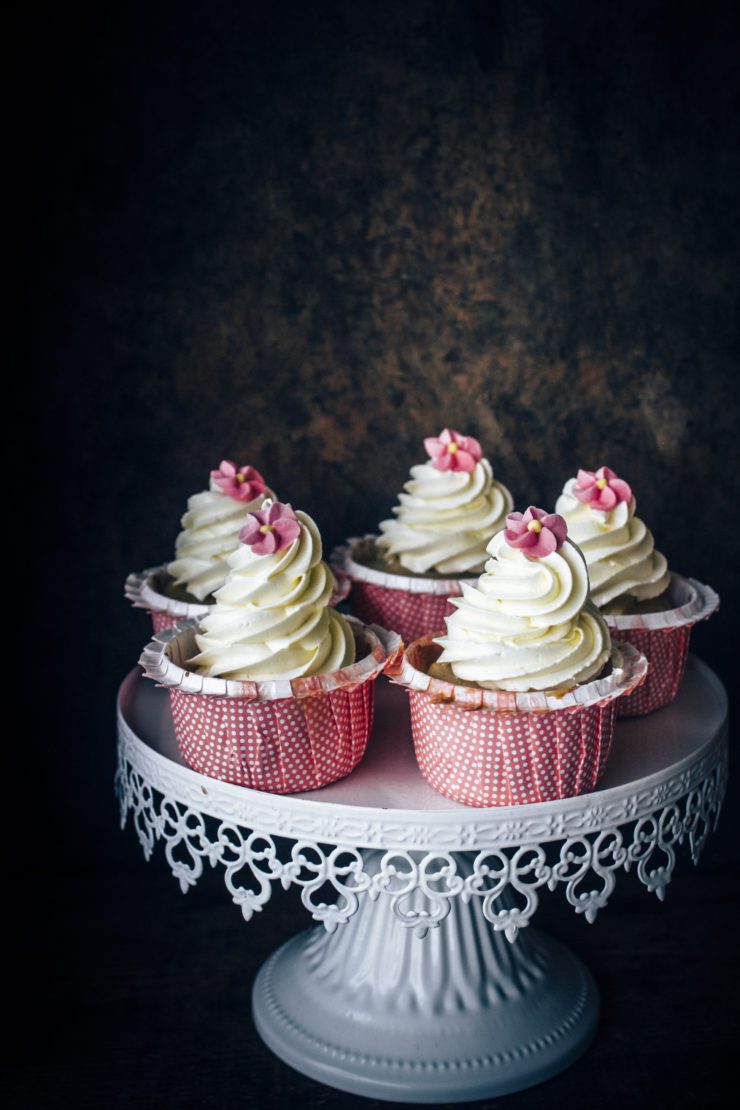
left=423, top=428, right=482, bottom=473
left=573, top=466, right=632, bottom=512
left=211, top=459, right=268, bottom=502
left=239, top=501, right=301, bottom=556
left=504, top=506, right=568, bottom=559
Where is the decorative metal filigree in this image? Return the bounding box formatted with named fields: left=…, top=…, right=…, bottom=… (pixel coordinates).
left=116, top=739, right=726, bottom=941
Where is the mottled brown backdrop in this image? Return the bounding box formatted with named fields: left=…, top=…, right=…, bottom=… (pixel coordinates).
left=18, top=2, right=739, bottom=1105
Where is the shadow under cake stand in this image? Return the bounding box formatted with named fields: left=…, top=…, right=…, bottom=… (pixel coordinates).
left=116, top=656, right=727, bottom=1104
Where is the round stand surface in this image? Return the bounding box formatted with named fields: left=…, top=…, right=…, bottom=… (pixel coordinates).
left=117, top=656, right=727, bottom=1103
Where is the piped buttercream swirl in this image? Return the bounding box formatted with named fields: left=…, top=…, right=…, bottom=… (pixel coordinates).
left=555, top=477, right=669, bottom=607
left=435, top=529, right=610, bottom=692
left=190, top=509, right=355, bottom=680
left=377, top=458, right=513, bottom=575
left=168, top=475, right=275, bottom=601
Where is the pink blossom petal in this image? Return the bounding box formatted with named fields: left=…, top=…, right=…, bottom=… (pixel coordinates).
left=274, top=518, right=301, bottom=545
left=439, top=428, right=453, bottom=444
left=504, top=511, right=526, bottom=535
left=505, top=528, right=535, bottom=548
left=528, top=529, right=557, bottom=558
left=598, top=466, right=617, bottom=482
left=253, top=531, right=278, bottom=556
left=576, top=468, right=596, bottom=489
left=609, top=478, right=632, bottom=503
left=573, top=485, right=598, bottom=504
left=453, top=449, right=477, bottom=472
left=541, top=513, right=568, bottom=547
left=457, top=434, right=482, bottom=461
left=432, top=453, right=452, bottom=471
left=423, top=437, right=446, bottom=458
left=597, top=486, right=618, bottom=511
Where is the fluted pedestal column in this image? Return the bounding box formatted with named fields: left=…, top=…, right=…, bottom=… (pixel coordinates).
left=252, top=861, right=598, bottom=1103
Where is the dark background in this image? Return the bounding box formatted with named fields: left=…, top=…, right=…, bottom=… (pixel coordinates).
left=16, top=1, right=739, bottom=1107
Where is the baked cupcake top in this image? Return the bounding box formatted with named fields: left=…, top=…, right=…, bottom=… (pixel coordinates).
left=167, top=460, right=275, bottom=601
left=376, top=429, right=513, bottom=575
left=434, top=506, right=610, bottom=692
left=190, top=500, right=355, bottom=681
left=555, top=467, right=669, bottom=610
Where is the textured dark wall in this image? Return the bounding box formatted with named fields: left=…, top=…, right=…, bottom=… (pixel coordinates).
left=17, top=2, right=740, bottom=1107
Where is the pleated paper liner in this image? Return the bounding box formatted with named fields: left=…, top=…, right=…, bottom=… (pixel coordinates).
left=604, top=574, right=719, bottom=717
left=138, top=616, right=401, bottom=794
left=126, top=563, right=352, bottom=634
left=331, top=535, right=478, bottom=643
left=389, top=637, right=648, bottom=808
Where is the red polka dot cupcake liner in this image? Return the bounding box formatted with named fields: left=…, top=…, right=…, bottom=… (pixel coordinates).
left=388, top=637, right=648, bottom=808
left=138, top=617, right=401, bottom=794
left=125, top=566, right=209, bottom=634
left=332, top=536, right=477, bottom=643
left=126, top=564, right=352, bottom=635
left=605, top=574, right=719, bottom=718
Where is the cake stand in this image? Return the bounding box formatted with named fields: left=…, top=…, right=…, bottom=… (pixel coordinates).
left=116, top=656, right=727, bottom=1103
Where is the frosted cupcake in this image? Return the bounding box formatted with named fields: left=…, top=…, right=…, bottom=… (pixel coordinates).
left=333, top=429, right=513, bottom=643
left=556, top=467, right=718, bottom=715
left=126, top=460, right=274, bottom=632
left=391, top=507, right=647, bottom=806
left=139, top=500, right=398, bottom=793
left=168, top=460, right=274, bottom=602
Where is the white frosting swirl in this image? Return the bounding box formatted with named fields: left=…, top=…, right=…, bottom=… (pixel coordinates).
left=167, top=476, right=274, bottom=601
left=376, top=459, right=513, bottom=575
left=190, top=510, right=355, bottom=680
left=435, top=530, right=611, bottom=692
left=555, top=478, right=670, bottom=607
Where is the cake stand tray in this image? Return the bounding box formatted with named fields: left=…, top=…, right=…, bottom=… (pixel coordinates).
left=116, top=656, right=727, bottom=1103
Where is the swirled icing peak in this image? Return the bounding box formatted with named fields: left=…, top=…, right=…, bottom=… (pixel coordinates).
left=555, top=467, right=669, bottom=608
left=434, top=508, right=611, bottom=692
left=167, top=462, right=275, bottom=601
left=190, top=504, right=355, bottom=681
left=376, top=432, right=514, bottom=575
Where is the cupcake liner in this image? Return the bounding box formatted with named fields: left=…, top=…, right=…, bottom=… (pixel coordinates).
left=126, top=563, right=352, bottom=634
left=604, top=574, right=719, bottom=717
left=138, top=617, right=401, bottom=794
left=388, top=637, right=648, bottom=808
left=331, top=535, right=478, bottom=643
left=125, top=566, right=209, bottom=633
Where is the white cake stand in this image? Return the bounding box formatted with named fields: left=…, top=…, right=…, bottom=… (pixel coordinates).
left=116, top=656, right=727, bottom=1104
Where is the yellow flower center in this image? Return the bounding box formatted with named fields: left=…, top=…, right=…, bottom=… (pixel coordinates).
left=236, top=473, right=246, bottom=483
left=527, top=519, right=542, bottom=533
left=595, top=478, right=608, bottom=490
left=259, top=523, right=274, bottom=534
left=448, top=442, right=459, bottom=453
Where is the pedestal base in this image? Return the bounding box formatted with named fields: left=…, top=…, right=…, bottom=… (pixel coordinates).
left=252, top=886, right=599, bottom=1103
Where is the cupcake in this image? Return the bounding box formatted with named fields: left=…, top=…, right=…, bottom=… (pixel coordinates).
left=390, top=506, right=647, bottom=806
left=556, top=466, right=718, bottom=715
left=139, top=500, right=399, bottom=793
left=126, top=463, right=351, bottom=633
left=126, top=460, right=274, bottom=632
left=333, top=428, right=513, bottom=643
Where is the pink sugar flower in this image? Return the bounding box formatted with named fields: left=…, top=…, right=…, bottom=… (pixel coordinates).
left=573, top=466, right=632, bottom=512
left=504, top=506, right=568, bottom=559
left=423, top=428, right=482, bottom=473
left=239, top=501, right=301, bottom=555
left=211, top=459, right=268, bottom=502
